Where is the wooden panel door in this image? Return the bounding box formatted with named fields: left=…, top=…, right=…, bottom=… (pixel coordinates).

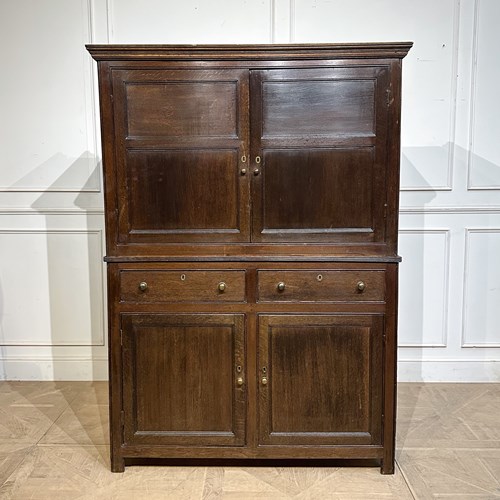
left=250, top=67, right=390, bottom=243
left=121, top=314, right=246, bottom=446
left=258, top=314, right=383, bottom=446
left=111, top=69, right=250, bottom=244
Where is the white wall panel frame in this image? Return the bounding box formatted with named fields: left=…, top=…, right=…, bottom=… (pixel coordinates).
left=462, top=228, right=500, bottom=347
left=399, top=0, right=460, bottom=192
left=398, top=229, right=451, bottom=348
left=0, top=229, right=106, bottom=347
left=466, top=0, right=500, bottom=190
left=108, top=0, right=273, bottom=44
left=0, top=0, right=103, bottom=193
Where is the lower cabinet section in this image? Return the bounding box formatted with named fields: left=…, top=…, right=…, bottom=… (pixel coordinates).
left=109, top=262, right=397, bottom=474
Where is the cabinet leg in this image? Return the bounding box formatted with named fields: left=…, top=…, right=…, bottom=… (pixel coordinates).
left=111, top=451, right=125, bottom=473
left=381, top=457, right=395, bottom=475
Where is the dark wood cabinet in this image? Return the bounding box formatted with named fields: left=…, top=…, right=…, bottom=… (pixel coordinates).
left=87, top=42, right=411, bottom=474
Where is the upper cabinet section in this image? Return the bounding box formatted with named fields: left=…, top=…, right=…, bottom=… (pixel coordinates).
left=88, top=43, right=411, bottom=259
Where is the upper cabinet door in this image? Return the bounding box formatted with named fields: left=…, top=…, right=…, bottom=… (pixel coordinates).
left=111, top=69, right=250, bottom=244
left=250, top=67, right=390, bottom=243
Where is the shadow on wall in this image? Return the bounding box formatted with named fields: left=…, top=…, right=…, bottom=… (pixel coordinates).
left=0, top=152, right=104, bottom=383
left=30, top=152, right=105, bottom=382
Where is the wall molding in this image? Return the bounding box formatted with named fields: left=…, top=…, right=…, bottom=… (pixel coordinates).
left=461, top=228, right=500, bottom=347
left=399, top=205, right=500, bottom=214
left=0, top=208, right=105, bottom=215
left=400, top=0, right=460, bottom=192
left=0, top=229, right=106, bottom=347
left=398, top=229, right=451, bottom=348
left=467, top=0, right=500, bottom=190
left=0, top=0, right=102, bottom=194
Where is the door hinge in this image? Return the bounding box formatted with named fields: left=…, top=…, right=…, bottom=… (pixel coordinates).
left=120, top=410, right=125, bottom=427
left=383, top=203, right=388, bottom=218
left=120, top=329, right=123, bottom=346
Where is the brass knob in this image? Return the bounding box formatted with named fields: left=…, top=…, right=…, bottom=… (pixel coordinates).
left=237, top=377, right=244, bottom=386
left=240, top=168, right=247, bottom=175
left=277, top=282, right=285, bottom=292
left=261, top=377, right=268, bottom=385
left=139, top=281, right=148, bottom=292
left=357, top=281, right=366, bottom=292
left=255, top=156, right=261, bottom=164
left=253, top=168, right=260, bottom=176
left=218, top=281, right=226, bottom=292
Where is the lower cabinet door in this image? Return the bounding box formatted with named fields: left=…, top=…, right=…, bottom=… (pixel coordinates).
left=121, top=313, right=246, bottom=446
left=258, top=314, right=383, bottom=446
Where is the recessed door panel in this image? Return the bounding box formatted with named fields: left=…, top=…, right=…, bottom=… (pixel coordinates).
left=124, top=149, right=240, bottom=237
left=262, top=148, right=374, bottom=233
left=126, top=81, right=238, bottom=138
left=262, top=79, right=375, bottom=137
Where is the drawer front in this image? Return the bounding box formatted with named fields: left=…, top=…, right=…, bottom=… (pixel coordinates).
left=257, top=270, right=385, bottom=302
left=120, top=270, right=246, bottom=302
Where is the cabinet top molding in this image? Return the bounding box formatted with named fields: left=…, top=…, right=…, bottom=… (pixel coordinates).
left=86, top=42, right=413, bottom=61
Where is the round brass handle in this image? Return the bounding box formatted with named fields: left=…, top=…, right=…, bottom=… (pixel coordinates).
left=218, top=282, right=226, bottom=292
left=138, top=281, right=148, bottom=292
left=261, top=377, right=268, bottom=385
left=357, top=281, right=366, bottom=292
left=277, top=282, right=285, bottom=292
left=237, top=377, right=244, bottom=386
left=253, top=168, right=260, bottom=176
left=240, top=168, right=247, bottom=175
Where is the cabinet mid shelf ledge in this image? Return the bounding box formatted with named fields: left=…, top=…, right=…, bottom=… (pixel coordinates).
left=88, top=42, right=411, bottom=473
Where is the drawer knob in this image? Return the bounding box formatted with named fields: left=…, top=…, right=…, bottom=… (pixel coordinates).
left=253, top=168, right=260, bottom=176
left=357, top=280, right=366, bottom=292
left=237, top=377, right=244, bottom=386
left=261, top=377, right=268, bottom=385
left=218, top=281, right=226, bottom=292
left=277, top=282, right=285, bottom=292
left=138, top=281, right=148, bottom=292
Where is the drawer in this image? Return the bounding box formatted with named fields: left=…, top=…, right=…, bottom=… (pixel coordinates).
left=120, top=270, right=246, bottom=302
left=257, top=270, right=385, bottom=302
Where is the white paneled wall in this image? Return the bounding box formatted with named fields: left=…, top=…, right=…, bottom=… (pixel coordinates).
left=0, top=0, right=498, bottom=380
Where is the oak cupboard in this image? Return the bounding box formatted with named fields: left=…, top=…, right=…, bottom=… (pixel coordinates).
left=87, top=43, right=411, bottom=474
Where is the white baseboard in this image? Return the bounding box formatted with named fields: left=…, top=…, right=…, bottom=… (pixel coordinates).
left=398, top=360, right=500, bottom=382
left=0, top=358, right=108, bottom=381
